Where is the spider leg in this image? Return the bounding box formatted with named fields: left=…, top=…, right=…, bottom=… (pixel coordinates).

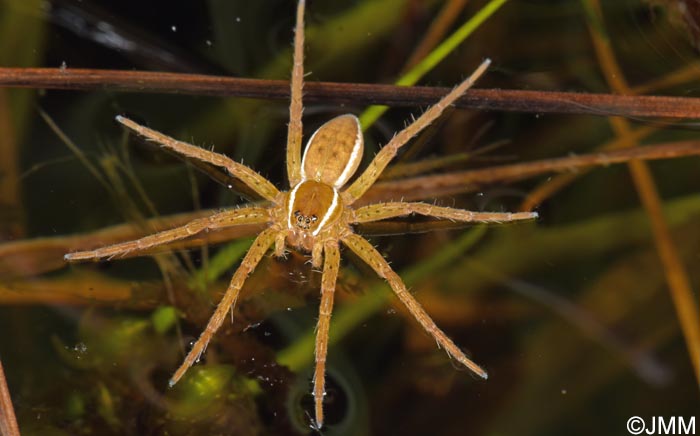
left=286, top=0, right=306, bottom=187
left=312, top=240, right=340, bottom=429
left=342, top=59, right=490, bottom=204
left=274, top=231, right=288, bottom=258
left=170, top=227, right=277, bottom=386
left=116, top=116, right=280, bottom=202
left=341, top=233, right=488, bottom=378
left=65, top=207, right=270, bottom=261
left=352, top=202, right=538, bottom=224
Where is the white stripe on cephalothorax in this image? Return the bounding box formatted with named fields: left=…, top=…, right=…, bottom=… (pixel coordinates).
left=334, top=116, right=363, bottom=188
left=312, top=187, right=339, bottom=236
left=287, top=182, right=302, bottom=229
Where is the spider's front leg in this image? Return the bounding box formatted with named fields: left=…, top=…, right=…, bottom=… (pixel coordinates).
left=342, top=59, right=491, bottom=204
left=116, top=116, right=280, bottom=202
left=286, top=0, right=306, bottom=187
left=274, top=231, right=288, bottom=258
left=65, top=206, right=270, bottom=262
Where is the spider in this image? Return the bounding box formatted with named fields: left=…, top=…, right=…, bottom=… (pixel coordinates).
left=65, top=0, right=537, bottom=429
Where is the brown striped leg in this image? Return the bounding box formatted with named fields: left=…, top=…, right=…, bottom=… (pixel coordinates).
left=117, top=116, right=280, bottom=202
left=312, top=240, right=340, bottom=429
left=286, top=0, right=306, bottom=187
left=169, top=228, right=278, bottom=385
left=342, top=59, right=490, bottom=204
left=352, top=201, right=538, bottom=224
left=65, top=207, right=270, bottom=261
left=342, top=233, right=487, bottom=378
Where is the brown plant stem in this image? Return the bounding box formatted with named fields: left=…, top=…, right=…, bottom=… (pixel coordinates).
left=0, top=359, right=20, bottom=436
left=361, top=139, right=700, bottom=204
left=0, top=89, right=24, bottom=240
left=0, top=270, right=158, bottom=307
left=584, top=0, right=700, bottom=387
left=631, top=63, right=700, bottom=96
left=519, top=124, right=659, bottom=211
left=0, top=67, right=699, bottom=119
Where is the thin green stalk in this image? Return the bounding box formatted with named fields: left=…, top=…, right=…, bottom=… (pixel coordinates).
left=359, top=0, right=508, bottom=128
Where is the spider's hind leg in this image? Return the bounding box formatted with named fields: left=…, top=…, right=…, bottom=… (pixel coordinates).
left=341, top=233, right=488, bottom=378
left=169, top=227, right=278, bottom=385
left=312, top=240, right=340, bottom=429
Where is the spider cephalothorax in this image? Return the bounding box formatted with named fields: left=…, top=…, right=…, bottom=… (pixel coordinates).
left=65, top=0, right=537, bottom=429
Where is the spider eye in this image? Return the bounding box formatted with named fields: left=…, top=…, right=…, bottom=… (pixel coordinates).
left=294, top=210, right=301, bottom=217
left=311, top=215, right=318, bottom=222
left=305, top=218, right=310, bottom=224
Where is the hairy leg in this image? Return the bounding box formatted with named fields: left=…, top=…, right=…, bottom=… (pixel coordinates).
left=117, top=116, right=280, bottom=202
left=286, top=0, right=306, bottom=187
left=312, top=240, right=340, bottom=429
left=342, top=233, right=488, bottom=378
left=169, top=227, right=278, bottom=385
left=274, top=231, right=287, bottom=258
left=342, top=59, right=490, bottom=204
left=352, top=201, right=537, bottom=224
left=65, top=207, right=270, bottom=261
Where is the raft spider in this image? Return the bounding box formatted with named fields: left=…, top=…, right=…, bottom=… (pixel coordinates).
left=65, top=0, right=537, bottom=428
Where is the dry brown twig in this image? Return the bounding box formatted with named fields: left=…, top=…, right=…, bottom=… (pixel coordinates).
left=1, top=67, right=700, bottom=119
left=584, top=0, right=700, bottom=388
left=0, top=359, right=20, bottom=436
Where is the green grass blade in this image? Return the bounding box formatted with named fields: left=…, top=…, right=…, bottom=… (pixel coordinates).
left=359, top=0, right=508, bottom=129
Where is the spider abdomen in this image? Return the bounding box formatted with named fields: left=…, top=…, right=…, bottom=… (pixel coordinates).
left=301, top=114, right=363, bottom=188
